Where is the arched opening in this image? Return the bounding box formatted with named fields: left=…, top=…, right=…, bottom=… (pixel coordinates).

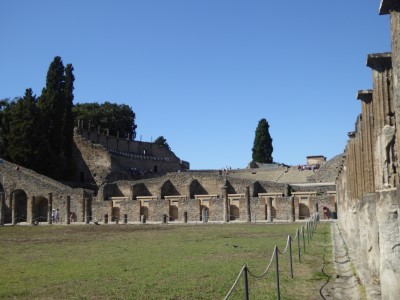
left=13, top=190, right=28, bottom=223
left=35, top=196, right=49, bottom=222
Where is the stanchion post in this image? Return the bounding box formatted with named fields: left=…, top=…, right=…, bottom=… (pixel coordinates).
left=297, top=228, right=301, bottom=262
left=275, top=245, right=281, bottom=300
left=289, top=235, right=293, bottom=279
left=243, top=265, right=249, bottom=300
left=302, top=225, right=306, bottom=253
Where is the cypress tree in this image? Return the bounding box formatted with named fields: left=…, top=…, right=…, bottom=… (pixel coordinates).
left=63, top=64, right=75, bottom=158
left=252, top=118, right=273, bottom=163
left=38, top=56, right=66, bottom=155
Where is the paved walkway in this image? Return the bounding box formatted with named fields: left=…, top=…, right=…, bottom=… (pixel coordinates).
left=321, top=222, right=364, bottom=300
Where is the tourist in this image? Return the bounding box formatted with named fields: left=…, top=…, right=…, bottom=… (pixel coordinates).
left=55, top=209, right=60, bottom=223
left=323, top=206, right=328, bottom=219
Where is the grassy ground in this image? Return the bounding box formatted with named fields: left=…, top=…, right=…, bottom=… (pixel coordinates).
left=0, top=222, right=332, bottom=299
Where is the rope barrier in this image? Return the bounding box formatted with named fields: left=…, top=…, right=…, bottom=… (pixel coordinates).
left=247, top=248, right=276, bottom=279
left=224, top=213, right=320, bottom=299
left=223, top=265, right=247, bottom=300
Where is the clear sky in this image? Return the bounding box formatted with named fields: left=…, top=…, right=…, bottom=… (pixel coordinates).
left=0, top=1, right=391, bottom=170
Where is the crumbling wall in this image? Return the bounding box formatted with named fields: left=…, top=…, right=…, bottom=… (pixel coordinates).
left=336, top=2, right=400, bottom=298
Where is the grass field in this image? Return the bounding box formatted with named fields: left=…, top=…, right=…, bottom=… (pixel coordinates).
left=0, top=222, right=332, bottom=299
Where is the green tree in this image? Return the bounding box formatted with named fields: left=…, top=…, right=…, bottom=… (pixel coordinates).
left=0, top=98, right=11, bottom=159
left=73, top=102, right=137, bottom=139
left=38, top=56, right=66, bottom=155
left=63, top=64, right=75, bottom=158
left=6, top=89, right=55, bottom=171
left=154, top=136, right=170, bottom=150
left=252, top=118, right=273, bottom=163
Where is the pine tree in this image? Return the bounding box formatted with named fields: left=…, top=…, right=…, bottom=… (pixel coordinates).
left=252, top=118, right=273, bottom=163
left=0, top=99, right=10, bottom=159
left=154, top=136, right=170, bottom=150
left=6, top=89, right=53, bottom=170
left=38, top=56, right=66, bottom=155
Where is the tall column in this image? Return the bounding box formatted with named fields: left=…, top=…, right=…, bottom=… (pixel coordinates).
left=66, top=196, right=71, bottom=225
left=290, top=196, right=295, bottom=222
left=357, top=90, right=375, bottom=193
left=267, top=197, right=273, bottom=222
left=109, top=200, right=113, bottom=222
left=48, top=193, right=53, bottom=224
left=380, top=2, right=400, bottom=188
left=85, top=197, right=91, bottom=224
left=0, top=193, right=5, bottom=225
left=221, top=185, right=229, bottom=222
left=186, top=184, right=191, bottom=200
left=245, top=186, right=251, bottom=222
left=30, top=196, right=36, bottom=225
left=11, top=193, right=16, bottom=225
left=367, top=53, right=395, bottom=190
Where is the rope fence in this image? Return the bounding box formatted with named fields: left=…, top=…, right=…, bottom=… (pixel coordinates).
left=223, top=213, right=319, bottom=300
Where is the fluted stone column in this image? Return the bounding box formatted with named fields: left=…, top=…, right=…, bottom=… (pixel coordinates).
left=267, top=197, right=273, bottom=222
left=245, top=187, right=251, bottom=222
left=109, top=200, right=113, bottom=222
left=381, top=2, right=400, bottom=188
left=290, top=196, right=295, bottom=222
left=85, top=197, right=91, bottom=224
left=48, top=193, right=53, bottom=224
left=66, top=196, right=71, bottom=225
left=0, top=193, right=5, bottom=225
left=186, top=184, right=191, bottom=201
left=30, top=196, right=35, bottom=225
left=357, top=90, right=375, bottom=193
left=11, top=193, right=16, bottom=225
left=222, top=185, right=229, bottom=222
left=367, top=53, right=395, bottom=190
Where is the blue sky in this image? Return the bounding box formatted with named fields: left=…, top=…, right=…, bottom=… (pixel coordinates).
left=0, top=1, right=391, bottom=169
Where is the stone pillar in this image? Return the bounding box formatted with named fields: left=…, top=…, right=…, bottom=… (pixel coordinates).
left=66, top=196, right=71, bottom=225
left=11, top=193, right=16, bottom=225
left=245, top=186, right=251, bottom=222
left=367, top=53, right=395, bottom=190
left=48, top=193, right=53, bottom=224
left=290, top=196, right=295, bottom=222
left=221, top=185, right=229, bottom=222
left=85, top=197, right=91, bottom=224
left=0, top=193, right=5, bottom=225
left=357, top=90, right=375, bottom=193
left=294, top=196, right=299, bottom=220
left=267, top=197, right=273, bottom=222
left=380, top=2, right=400, bottom=188
left=186, top=184, right=191, bottom=200
left=30, top=196, right=36, bottom=225
left=109, top=200, right=113, bottom=222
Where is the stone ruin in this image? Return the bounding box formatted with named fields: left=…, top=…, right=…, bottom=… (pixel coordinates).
left=336, top=1, right=400, bottom=298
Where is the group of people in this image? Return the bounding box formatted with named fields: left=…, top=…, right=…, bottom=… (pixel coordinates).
left=51, top=208, right=60, bottom=223
left=297, top=164, right=320, bottom=172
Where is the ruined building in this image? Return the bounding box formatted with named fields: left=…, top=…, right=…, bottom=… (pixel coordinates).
left=336, top=1, right=400, bottom=298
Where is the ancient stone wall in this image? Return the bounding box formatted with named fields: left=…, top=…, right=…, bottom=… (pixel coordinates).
left=336, top=2, right=400, bottom=298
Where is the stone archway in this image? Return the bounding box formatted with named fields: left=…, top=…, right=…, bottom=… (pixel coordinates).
left=13, top=190, right=28, bottom=223
left=35, top=196, right=49, bottom=222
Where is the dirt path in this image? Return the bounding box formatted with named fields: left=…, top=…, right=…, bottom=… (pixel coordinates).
left=320, top=222, right=365, bottom=300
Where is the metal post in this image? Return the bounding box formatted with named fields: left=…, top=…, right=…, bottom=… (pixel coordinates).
left=243, top=265, right=249, bottom=300
left=302, top=225, right=306, bottom=253
left=275, top=245, right=281, bottom=300
left=289, top=235, right=293, bottom=279
left=297, top=228, right=301, bottom=263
